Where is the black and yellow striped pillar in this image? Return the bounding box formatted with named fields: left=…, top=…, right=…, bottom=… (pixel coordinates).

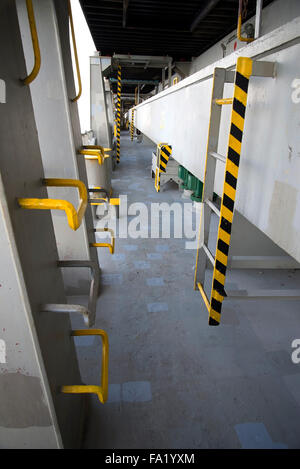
left=130, top=108, right=135, bottom=141
left=116, top=65, right=121, bottom=164
left=154, top=143, right=172, bottom=192
left=209, top=57, right=253, bottom=326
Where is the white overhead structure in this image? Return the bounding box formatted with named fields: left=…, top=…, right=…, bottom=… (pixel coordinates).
left=132, top=16, right=300, bottom=263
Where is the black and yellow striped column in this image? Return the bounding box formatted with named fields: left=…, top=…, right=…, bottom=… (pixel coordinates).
left=209, top=57, right=253, bottom=326
left=154, top=143, right=172, bottom=192
left=130, top=108, right=135, bottom=141
left=158, top=144, right=172, bottom=173
left=116, top=65, right=121, bottom=164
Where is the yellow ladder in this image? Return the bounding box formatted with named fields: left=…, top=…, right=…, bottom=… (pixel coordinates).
left=194, top=56, right=275, bottom=326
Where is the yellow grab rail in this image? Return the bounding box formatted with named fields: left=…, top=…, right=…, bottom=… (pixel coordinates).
left=68, top=0, right=82, bottom=102
left=89, top=197, right=120, bottom=206
left=83, top=145, right=112, bottom=159
left=91, top=228, right=115, bottom=254
left=61, top=329, right=109, bottom=404
left=79, top=148, right=104, bottom=165
left=18, top=178, right=87, bottom=231
left=215, top=98, right=233, bottom=105
left=237, top=0, right=254, bottom=43
left=22, top=0, right=41, bottom=85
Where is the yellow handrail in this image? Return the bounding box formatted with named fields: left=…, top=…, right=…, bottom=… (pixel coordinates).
left=84, top=145, right=112, bottom=152
left=79, top=149, right=104, bottom=165
left=237, top=0, right=254, bottom=43
left=68, top=0, right=82, bottom=102
left=215, top=98, right=233, bottom=106
left=61, top=329, right=109, bottom=404
left=22, top=0, right=41, bottom=85
left=18, top=178, right=87, bottom=231
left=91, top=228, right=115, bottom=254
left=83, top=145, right=112, bottom=159
left=89, top=197, right=120, bottom=206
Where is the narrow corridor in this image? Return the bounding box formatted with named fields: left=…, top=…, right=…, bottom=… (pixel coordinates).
left=70, top=132, right=300, bottom=449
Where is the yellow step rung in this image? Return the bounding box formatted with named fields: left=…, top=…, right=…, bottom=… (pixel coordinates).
left=215, top=98, right=233, bottom=105
left=79, top=148, right=104, bottom=165
left=83, top=145, right=112, bottom=159
left=18, top=178, right=87, bottom=231
left=91, top=228, right=115, bottom=254
left=61, top=329, right=109, bottom=404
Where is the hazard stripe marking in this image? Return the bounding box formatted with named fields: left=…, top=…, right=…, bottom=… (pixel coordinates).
left=230, top=123, right=243, bottom=142
left=211, top=298, right=222, bottom=314
left=225, top=171, right=237, bottom=190
left=227, top=147, right=240, bottom=167
left=217, top=238, right=229, bottom=256
left=223, top=193, right=234, bottom=212
left=220, top=217, right=232, bottom=235
left=235, top=72, right=249, bottom=94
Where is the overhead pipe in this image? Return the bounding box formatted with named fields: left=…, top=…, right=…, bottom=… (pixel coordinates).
left=109, top=78, right=159, bottom=85
left=237, top=0, right=254, bottom=43
left=190, top=0, right=222, bottom=33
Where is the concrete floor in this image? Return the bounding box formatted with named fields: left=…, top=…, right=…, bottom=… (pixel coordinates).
left=70, top=132, right=300, bottom=449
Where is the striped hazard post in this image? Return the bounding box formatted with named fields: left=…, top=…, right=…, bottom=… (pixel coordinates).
left=130, top=108, right=135, bottom=141
left=154, top=143, right=172, bottom=192
left=208, top=56, right=253, bottom=325
left=116, top=65, right=121, bottom=164
left=158, top=144, right=172, bottom=173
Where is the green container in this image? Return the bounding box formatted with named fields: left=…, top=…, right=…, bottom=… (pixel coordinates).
left=187, top=173, right=198, bottom=192
left=190, top=178, right=203, bottom=202
left=178, top=165, right=186, bottom=181
left=178, top=166, right=189, bottom=189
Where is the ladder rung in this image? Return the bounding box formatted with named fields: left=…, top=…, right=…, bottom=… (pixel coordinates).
left=209, top=151, right=226, bottom=163
left=203, top=243, right=215, bottom=266
left=205, top=199, right=220, bottom=217
left=215, top=98, right=233, bottom=105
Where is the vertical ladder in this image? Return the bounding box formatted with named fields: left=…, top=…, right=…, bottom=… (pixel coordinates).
left=194, top=56, right=253, bottom=326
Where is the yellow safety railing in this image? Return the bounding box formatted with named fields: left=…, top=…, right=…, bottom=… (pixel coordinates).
left=89, top=197, right=120, bottom=206
left=237, top=0, right=254, bottom=43
left=215, top=98, right=233, bottom=106
left=18, top=178, right=87, bottom=231
left=83, top=145, right=112, bottom=161
left=61, top=329, right=109, bottom=404
left=80, top=149, right=104, bottom=165
left=91, top=228, right=115, bottom=254
left=83, top=145, right=112, bottom=154
left=22, top=0, right=41, bottom=85
left=68, top=0, right=82, bottom=101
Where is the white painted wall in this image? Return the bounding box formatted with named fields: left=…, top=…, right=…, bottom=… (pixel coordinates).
left=70, top=0, right=96, bottom=133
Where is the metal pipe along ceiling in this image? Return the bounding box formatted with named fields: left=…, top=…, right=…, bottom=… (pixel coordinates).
left=190, top=0, right=222, bottom=32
